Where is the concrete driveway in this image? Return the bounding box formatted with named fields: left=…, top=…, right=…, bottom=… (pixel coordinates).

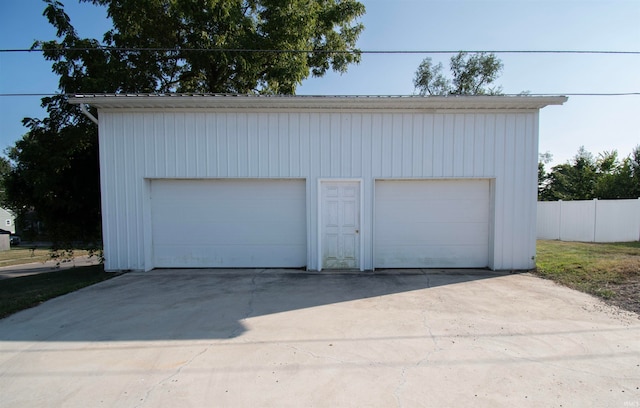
left=1, top=269, right=638, bottom=407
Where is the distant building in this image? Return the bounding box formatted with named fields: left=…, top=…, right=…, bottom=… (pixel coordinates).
left=0, top=208, right=16, bottom=234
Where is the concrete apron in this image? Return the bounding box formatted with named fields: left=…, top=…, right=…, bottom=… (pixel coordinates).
left=1, top=269, right=638, bottom=408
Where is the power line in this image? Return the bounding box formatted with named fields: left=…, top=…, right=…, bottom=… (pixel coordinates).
left=0, top=93, right=60, bottom=97
left=1, top=48, right=640, bottom=55
left=1, top=93, right=640, bottom=97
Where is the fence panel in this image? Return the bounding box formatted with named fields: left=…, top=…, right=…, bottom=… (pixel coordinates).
left=560, top=200, right=596, bottom=242
left=594, top=199, right=640, bottom=242
left=537, top=202, right=561, bottom=240
left=537, top=198, right=640, bottom=242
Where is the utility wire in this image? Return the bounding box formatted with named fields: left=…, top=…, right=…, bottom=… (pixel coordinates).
left=1, top=93, right=640, bottom=97
left=1, top=48, right=640, bottom=55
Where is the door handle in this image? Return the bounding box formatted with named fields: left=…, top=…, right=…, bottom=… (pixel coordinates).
left=355, top=229, right=359, bottom=234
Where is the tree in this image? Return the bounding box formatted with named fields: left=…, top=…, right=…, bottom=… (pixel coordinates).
left=414, top=52, right=503, bottom=96
left=593, top=147, right=640, bottom=199
left=5, top=0, right=366, bottom=243
left=629, top=145, right=640, bottom=197
left=78, top=0, right=365, bottom=94
left=540, top=146, right=597, bottom=201
left=539, top=146, right=640, bottom=201
left=538, top=151, right=553, bottom=196
left=4, top=116, right=100, bottom=242
left=0, top=157, right=10, bottom=206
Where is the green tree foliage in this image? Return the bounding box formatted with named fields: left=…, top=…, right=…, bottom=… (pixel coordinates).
left=5, top=0, right=365, bottom=243
left=5, top=115, right=100, bottom=241
left=538, top=151, right=553, bottom=197
left=0, top=157, right=10, bottom=206
left=413, top=52, right=503, bottom=96
left=539, top=146, right=640, bottom=201
left=83, top=0, right=365, bottom=94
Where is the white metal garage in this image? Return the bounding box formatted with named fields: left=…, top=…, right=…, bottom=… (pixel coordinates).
left=70, top=94, right=566, bottom=272
left=151, top=179, right=306, bottom=268
left=375, top=179, right=490, bottom=268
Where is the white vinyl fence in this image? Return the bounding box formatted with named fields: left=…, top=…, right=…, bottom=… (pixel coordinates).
left=537, top=198, right=640, bottom=242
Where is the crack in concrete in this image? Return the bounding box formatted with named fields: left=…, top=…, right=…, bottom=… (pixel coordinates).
left=507, top=351, right=639, bottom=379
left=134, top=345, right=210, bottom=408
left=284, top=344, right=352, bottom=365
left=137, top=269, right=268, bottom=406
left=242, top=269, right=262, bottom=322
left=393, top=269, right=440, bottom=408
left=393, top=367, right=407, bottom=408
left=228, top=269, right=264, bottom=339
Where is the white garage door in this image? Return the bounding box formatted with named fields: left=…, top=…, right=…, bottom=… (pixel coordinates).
left=375, top=179, right=490, bottom=268
left=151, top=179, right=306, bottom=268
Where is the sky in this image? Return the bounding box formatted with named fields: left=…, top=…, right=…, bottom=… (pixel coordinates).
left=1, top=0, right=639, bottom=167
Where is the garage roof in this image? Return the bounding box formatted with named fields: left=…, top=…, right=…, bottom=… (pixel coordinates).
left=69, top=94, right=567, bottom=110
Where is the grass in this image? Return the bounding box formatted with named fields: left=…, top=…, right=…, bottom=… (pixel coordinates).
left=0, top=247, right=92, bottom=268
left=0, top=264, right=117, bottom=319
left=536, top=240, right=640, bottom=300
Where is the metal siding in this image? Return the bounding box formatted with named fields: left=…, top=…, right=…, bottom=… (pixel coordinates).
left=503, top=115, right=517, bottom=269
left=512, top=114, right=527, bottom=268
left=132, top=116, right=144, bottom=268
left=464, top=114, right=476, bottom=177
left=371, top=115, right=383, bottom=177
left=391, top=115, right=402, bottom=177
left=184, top=113, right=195, bottom=176
left=118, top=114, right=131, bottom=268
left=473, top=115, right=485, bottom=176
left=432, top=115, right=444, bottom=177
left=483, top=115, right=495, bottom=175
left=401, top=114, right=412, bottom=177
left=491, top=114, right=507, bottom=269
left=289, top=114, right=300, bottom=177
left=452, top=114, right=464, bottom=177
left=524, top=114, right=539, bottom=268
left=98, top=114, right=114, bottom=270
left=412, top=115, right=423, bottom=176
left=224, top=113, right=236, bottom=176
left=99, top=110, right=540, bottom=271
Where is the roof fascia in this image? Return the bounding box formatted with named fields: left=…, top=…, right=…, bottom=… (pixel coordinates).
left=69, top=94, right=568, bottom=111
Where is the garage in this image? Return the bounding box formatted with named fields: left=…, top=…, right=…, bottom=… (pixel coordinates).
left=375, top=179, right=490, bottom=268
left=151, top=179, right=306, bottom=268
left=70, top=94, right=566, bottom=271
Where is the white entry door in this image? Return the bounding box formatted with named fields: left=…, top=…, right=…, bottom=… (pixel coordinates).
left=321, top=181, right=360, bottom=269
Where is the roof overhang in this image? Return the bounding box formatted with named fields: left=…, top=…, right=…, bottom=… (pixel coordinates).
left=69, top=94, right=568, bottom=111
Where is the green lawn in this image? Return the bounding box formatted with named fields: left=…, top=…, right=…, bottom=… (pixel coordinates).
left=536, top=240, right=640, bottom=304
left=0, top=265, right=116, bottom=319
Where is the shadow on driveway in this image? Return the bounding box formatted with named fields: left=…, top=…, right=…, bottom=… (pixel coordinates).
left=0, top=268, right=507, bottom=342
left=2, top=268, right=639, bottom=407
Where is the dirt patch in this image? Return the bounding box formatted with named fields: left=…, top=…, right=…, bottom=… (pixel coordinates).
left=606, top=276, right=640, bottom=315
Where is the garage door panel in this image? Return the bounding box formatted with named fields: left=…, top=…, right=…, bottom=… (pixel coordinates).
left=151, top=179, right=306, bottom=268
left=375, top=245, right=489, bottom=268
left=153, top=245, right=304, bottom=268
left=172, top=224, right=304, bottom=246
left=376, top=200, right=489, bottom=223
left=377, top=179, right=488, bottom=199
left=375, top=179, right=490, bottom=268
left=376, top=222, right=489, bottom=246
